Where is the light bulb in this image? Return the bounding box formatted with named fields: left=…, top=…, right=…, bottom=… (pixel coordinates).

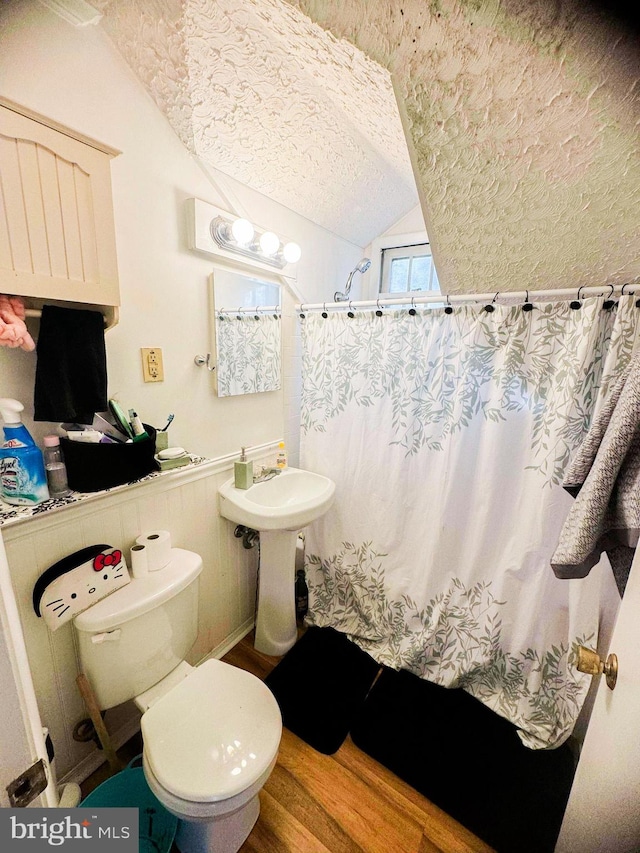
left=231, top=218, right=254, bottom=246
left=259, top=231, right=280, bottom=256
left=283, top=242, right=301, bottom=264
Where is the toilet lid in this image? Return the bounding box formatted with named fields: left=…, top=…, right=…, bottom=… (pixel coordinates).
left=141, top=659, right=282, bottom=802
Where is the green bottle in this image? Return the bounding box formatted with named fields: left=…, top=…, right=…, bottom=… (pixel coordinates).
left=234, top=447, right=253, bottom=490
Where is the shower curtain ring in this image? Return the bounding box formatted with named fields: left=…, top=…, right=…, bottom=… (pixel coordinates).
left=484, top=292, right=499, bottom=313
left=409, top=297, right=417, bottom=316
left=603, top=285, right=616, bottom=311
left=445, top=294, right=453, bottom=314
left=375, top=299, right=383, bottom=316
left=347, top=302, right=355, bottom=318
left=522, top=290, right=534, bottom=312
left=322, top=303, right=328, bottom=318
left=571, top=286, right=585, bottom=310
left=254, top=305, right=260, bottom=320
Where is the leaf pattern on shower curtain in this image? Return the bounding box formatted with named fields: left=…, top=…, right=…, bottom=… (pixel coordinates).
left=301, top=297, right=637, bottom=484
left=300, top=295, right=640, bottom=749
left=306, top=541, right=594, bottom=749
left=216, top=313, right=281, bottom=396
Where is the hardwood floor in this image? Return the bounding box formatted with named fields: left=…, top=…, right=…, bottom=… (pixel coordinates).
left=223, top=633, right=495, bottom=853
left=82, top=631, right=495, bottom=852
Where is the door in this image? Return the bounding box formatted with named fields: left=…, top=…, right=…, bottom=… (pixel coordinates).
left=0, top=530, right=55, bottom=808
left=556, top=547, right=640, bottom=852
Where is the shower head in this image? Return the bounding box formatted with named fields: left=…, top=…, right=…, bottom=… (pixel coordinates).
left=334, top=258, right=372, bottom=302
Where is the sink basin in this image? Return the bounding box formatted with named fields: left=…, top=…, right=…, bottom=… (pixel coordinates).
left=218, top=465, right=335, bottom=656
left=218, top=466, right=335, bottom=531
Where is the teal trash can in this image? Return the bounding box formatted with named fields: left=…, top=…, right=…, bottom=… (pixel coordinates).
left=81, top=756, right=177, bottom=853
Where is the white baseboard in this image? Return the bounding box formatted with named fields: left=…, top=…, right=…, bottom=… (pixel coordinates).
left=203, top=618, right=255, bottom=662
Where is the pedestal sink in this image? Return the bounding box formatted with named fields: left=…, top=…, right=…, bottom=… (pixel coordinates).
left=218, top=466, right=335, bottom=656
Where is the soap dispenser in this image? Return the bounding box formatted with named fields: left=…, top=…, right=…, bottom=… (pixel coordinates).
left=234, top=447, right=253, bottom=490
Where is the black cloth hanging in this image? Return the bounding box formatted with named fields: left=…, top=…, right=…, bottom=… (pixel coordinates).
left=34, top=305, right=107, bottom=424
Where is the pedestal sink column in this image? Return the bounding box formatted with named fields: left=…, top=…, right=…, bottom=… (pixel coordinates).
left=254, top=530, right=298, bottom=656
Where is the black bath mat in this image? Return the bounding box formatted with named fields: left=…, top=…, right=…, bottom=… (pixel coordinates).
left=350, top=667, right=575, bottom=853
left=265, top=627, right=380, bottom=754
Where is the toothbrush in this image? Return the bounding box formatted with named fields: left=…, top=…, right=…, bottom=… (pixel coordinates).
left=160, top=413, right=174, bottom=432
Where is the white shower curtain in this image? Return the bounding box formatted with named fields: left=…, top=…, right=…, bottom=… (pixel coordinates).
left=216, top=312, right=281, bottom=396
left=300, top=295, right=640, bottom=749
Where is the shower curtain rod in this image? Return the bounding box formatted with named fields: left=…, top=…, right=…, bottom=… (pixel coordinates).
left=217, top=304, right=280, bottom=315
left=296, top=282, right=636, bottom=313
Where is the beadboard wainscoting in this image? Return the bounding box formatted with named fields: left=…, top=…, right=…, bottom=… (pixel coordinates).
left=1, top=445, right=279, bottom=785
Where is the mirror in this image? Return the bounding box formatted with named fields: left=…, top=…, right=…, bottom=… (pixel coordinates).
left=211, top=264, right=282, bottom=396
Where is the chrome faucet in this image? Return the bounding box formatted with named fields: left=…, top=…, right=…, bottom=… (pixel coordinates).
left=253, top=466, right=281, bottom=484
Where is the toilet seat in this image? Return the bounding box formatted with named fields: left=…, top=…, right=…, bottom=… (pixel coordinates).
left=143, top=751, right=278, bottom=820
left=141, top=658, right=282, bottom=803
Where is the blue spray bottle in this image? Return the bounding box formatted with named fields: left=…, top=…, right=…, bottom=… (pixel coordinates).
left=0, top=398, right=49, bottom=505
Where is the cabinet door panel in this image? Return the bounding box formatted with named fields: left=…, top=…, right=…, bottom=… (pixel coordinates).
left=74, top=166, right=99, bottom=285
left=37, top=146, right=67, bottom=280
left=17, top=139, right=50, bottom=276
left=0, top=134, right=31, bottom=274
left=0, top=103, right=120, bottom=306
left=56, top=156, right=84, bottom=282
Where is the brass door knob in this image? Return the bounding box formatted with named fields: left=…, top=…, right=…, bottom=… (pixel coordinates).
left=576, top=646, right=618, bottom=690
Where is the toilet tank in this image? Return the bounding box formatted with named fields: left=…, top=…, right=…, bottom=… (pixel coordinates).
left=74, top=548, right=203, bottom=710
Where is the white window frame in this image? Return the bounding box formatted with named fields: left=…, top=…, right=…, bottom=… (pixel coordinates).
left=365, top=230, right=439, bottom=300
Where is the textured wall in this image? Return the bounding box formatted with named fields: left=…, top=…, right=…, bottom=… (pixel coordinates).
left=96, top=0, right=418, bottom=246
left=287, top=0, right=640, bottom=293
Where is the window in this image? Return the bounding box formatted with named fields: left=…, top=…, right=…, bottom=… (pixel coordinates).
left=381, top=243, right=440, bottom=294
left=365, top=229, right=441, bottom=302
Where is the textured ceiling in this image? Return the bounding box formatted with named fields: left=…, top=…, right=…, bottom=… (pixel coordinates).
left=286, top=0, right=640, bottom=293
left=94, top=0, right=419, bottom=247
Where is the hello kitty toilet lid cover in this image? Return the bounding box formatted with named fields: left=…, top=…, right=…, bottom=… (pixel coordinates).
left=141, top=658, right=282, bottom=802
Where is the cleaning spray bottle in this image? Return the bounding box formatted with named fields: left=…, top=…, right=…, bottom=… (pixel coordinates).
left=0, top=398, right=50, bottom=505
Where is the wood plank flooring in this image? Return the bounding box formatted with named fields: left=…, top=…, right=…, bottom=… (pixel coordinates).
left=223, top=633, right=495, bottom=853
left=82, top=631, right=495, bottom=852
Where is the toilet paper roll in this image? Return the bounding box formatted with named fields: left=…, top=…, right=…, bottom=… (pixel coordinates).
left=130, top=544, right=149, bottom=578
left=136, top=530, right=171, bottom=572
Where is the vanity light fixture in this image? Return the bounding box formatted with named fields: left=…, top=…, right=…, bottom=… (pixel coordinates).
left=210, top=215, right=301, bottom=269
left=231, top=218, right=255, bottom=246
left=283, top=242, right=302, bottom=264
left=259, top=231, right=280, bottom=256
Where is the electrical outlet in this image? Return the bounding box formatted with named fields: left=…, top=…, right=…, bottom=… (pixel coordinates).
left=141, top=347, right=164, bottom=382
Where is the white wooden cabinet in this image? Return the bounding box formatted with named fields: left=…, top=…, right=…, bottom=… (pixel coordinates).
left=0, top=98, right=121, bottom=320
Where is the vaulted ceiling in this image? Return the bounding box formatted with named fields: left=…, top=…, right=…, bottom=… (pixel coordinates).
left=94, top=0, right=419, bottom=248
left=288, top=0, right=640, bottom=293
left=95, top=0, right=640, bottom=293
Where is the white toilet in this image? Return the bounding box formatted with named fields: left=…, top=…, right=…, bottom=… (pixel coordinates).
left=73, top=548, right=282, bottom=853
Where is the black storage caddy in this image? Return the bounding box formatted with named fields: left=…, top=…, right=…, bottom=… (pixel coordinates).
left=61, top=425, right=157, bottom=492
